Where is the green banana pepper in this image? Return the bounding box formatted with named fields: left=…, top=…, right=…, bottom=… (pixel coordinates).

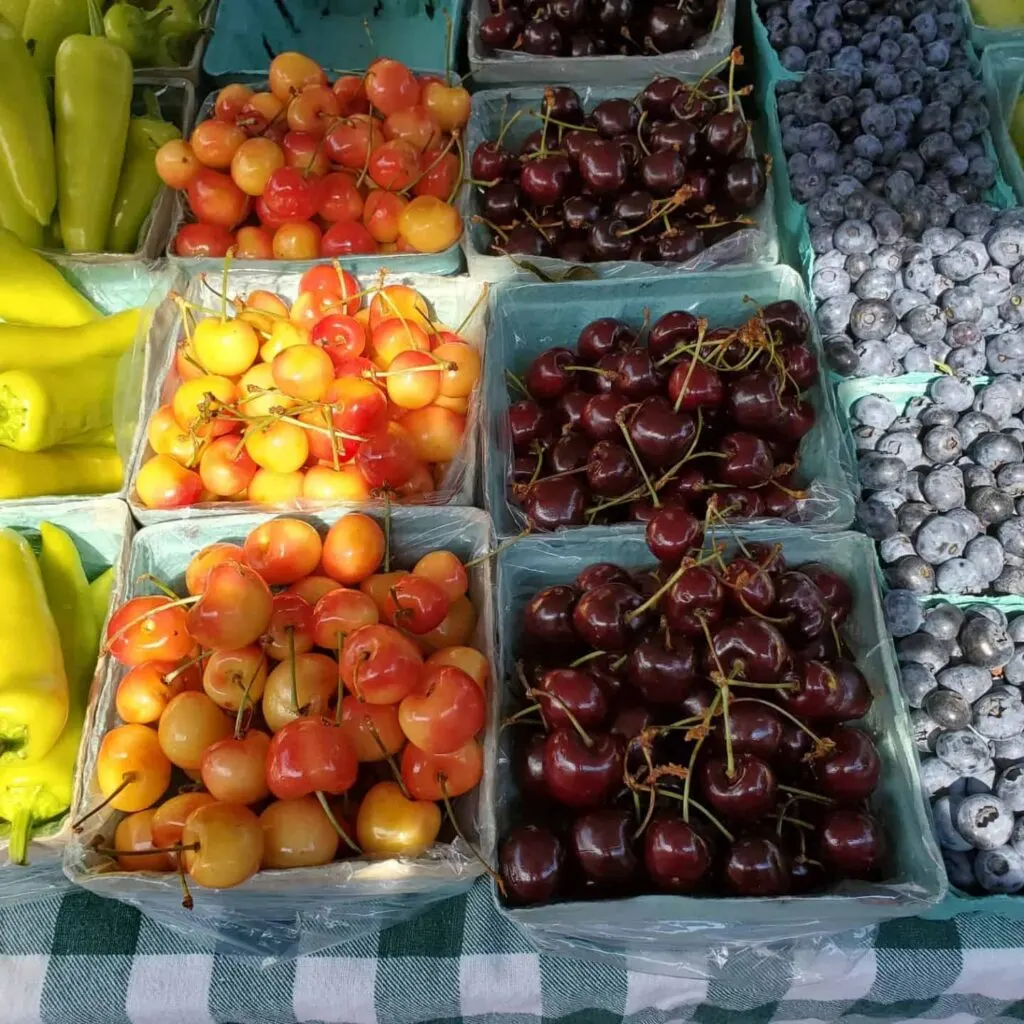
left=21, top=0, right=88, bottom=77
left=107, top=102, right=180, bottom=253
left=54, top=0, right=133, bottom=253
left=152, top=0, right=201, bottom=66
left=0, top=16, right=56, bottom=229
left=0, top=0, right=29, bottom=33
left=103, top=2, right=171, bottom=64
left=0, top=160, right=43, bottom=248
left=0, top=523, right=100, bottom=865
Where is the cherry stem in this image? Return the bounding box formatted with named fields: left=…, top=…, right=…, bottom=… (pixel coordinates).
left=494, top=107, right=525, bottom=150
left=315, top=790, right=362, bottom=853
left=687, top=797, right=735, bottom=842
left=730, top=696, right=825, bottom=746
left=232, top=653, right=265, bottom=739
left=99, top=842, right=199, bottom=858
left=682, top=691, right=721, bottom=823
left=162, top=650, right=207, bottom=686
left=72, top=773, right=137, bottom=832
left=464, top=528, right=529, bottom=569
left=736, top=591, right=793, bottom=625
left=624, top=558, right=696, bottom=623
left=777, top=783, right=834, bottom=806
left=383, top=491, right=392, bottom=573
left=504, top=368, right=532, bottom=399
left=438, top=775, right=505, bottom=897
left=526, top=688, right=592, bottom=748
left=617, top=418, right=660, bottom=508
left=176, top=854, right=194, bottom=910
left=103, top=595, right=201, bottom=653
left=570, top=650, right=606, bottom=668
left=137, top=573, right=178, bottom=600
left=501, top=703, right=541, bottom=729
left=720, top=685, right=735, bottom=779
left=287, top=627, right=300, bottom=714
left=453, top=282, right=489, bottom=340
left=366, top=716, right=410, bottom=798
left=527, top=444, right=544, bottom=488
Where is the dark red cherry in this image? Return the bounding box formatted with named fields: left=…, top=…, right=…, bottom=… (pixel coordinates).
left=557, top=236, right=591, bottom=263
left=543, top=728, right=624, bottom=808
left=612, top=190, right=654, bottom=225
left=777, top=398, right=816, bottom=441
left=640, top=77, right=684, bottom=118
left=646, top=5, right=696, bottom=52
left=587, top=652, right=627, bottom=703
left=761, top=482, right=799, bottom=518
left=517, top=733, right=549, bottom=802
left=577, top=318, right=635, bottom=363
left=588, top=218, right=632, bottom=261
left=520, top=155, right=573, bottom=206
left=657, top=227, right=705, bottom=263
left=524, top=584, right=578, bottom=643
left=774, top=571, right=830, bottom=641
left=542, top=86, right=584, bottom=124
left=648, top=310, right=701, bottom=361
left=704, top=110, right=749, bottom=159
left=789, top=854, right=827, bottom=893
left=497, top=224, right=550, bottom=257
left=572, top=808, right=638, bottom=884
left=628, top=397, right=694, bottom=468
left=568, top=30, right=604, bottom=55
left=522, top=476, right=588, bottom=531
left=725, top=837, right=791, bottom=895
left=719, top=557, right=776, bottom=615
left=681, top=683, right=715, bottom=719
left=662, top=466, right=706, bottom=505
left=708, top=487, right=765, bottom=520
left=576, top=563, right=633, bottom=591
left=480, top=182, right=520, bottom=229
left=592, top=98, right=639, bottom=138
left=536, top=668, right=609, bottom=730
left=640, top=150, right=686, bottom=196
left=479, top=9, right=523, bottom=47
left=761, top=300, right=811, bottom=346
left=550, top=0, right=587, bottom=25
left=778, top=720, right=813, bottom=776
left=563, top=128, right=596, bottom=161
left=597, top=0, right=633, bottom=26
left=815, top=726, right=881, bottom=802
left=521, top=17, right=564, bottom=54
left=711, top=701, right=783, bottom=760
left=645, top=505, right=701, bottom=565
left=665, top=360, right=722, bottom=412
left=584, top=351, right=624, bottom=394
left=572, top=581, right=647, bottom=651
left=500, top=825, right=565, bottom=905
left=563, top=194, right=602, bottom=232
left=710, top=617, right=790, bottom=683
left=644, top=815, right=711, bottom=891
left=727, top=371, right=786, bottom=430
left=508, top=399, right=552, bottom=453
left=612, top=134, right=642, bottom=169
left=626, top=634, right=697, bottom=704
left=724, top=157, right=767, bottom=210
left=799, top=563, right=852, bottom=624
left=578, top=138, right=629, bottom=195
left=663, top=566, right=724, bottom=635
left=547, top=431, right=590, bottom=474
left=819, top=808, right=886, bottom=879
left=586, top=440, right=639, bottom=497
left=553, top=389, right=590, bottom=431
left=580, top=392, right=628, bottom=442
left=615, top=349, right=665, bottom=399
left=649, top=120, right=699, bottom=157
left=525, top=347, right=576, bottom=401
left=684, top=167, right=713, bottom=205
left=472, top=141, right=512, bottom=182
left=670, top=85, right=711, bottom=124
left=701, top=753, right=778, bottom=821
left=782, top=660, right=844, bottom=721
left=716, top=432, right=775, bottom=487
left=827, top=661, right=872, bottom=721
left=610, top=703, right=653, bottom=740
left=512, top=455, right=538, bottom=483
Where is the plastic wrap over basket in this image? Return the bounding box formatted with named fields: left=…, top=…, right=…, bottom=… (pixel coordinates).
left=461, top=85, right=779, bottom=282
left=490, top=526, right=946, bottom=969
left=0, top=498, right=132, bottom=908
left=481, top=266, right=856, bottom=539
left=125, top=266, right=488, bottom=524
left=63, top=506, right=498, bottom=958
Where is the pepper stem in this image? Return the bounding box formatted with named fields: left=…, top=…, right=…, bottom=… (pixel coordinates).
left=7, top=807, right=32, bottom=866
left=86, top=0, right=104, bottom=37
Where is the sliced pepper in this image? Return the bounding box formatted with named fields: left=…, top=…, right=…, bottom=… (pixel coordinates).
left=0, top=229, right=100, bottom=328
left=107, top=106, right=181, bottom=254
left=0, top=15, right=56, bottom=227
left=0, top=357, right=119, bottom=452
left=0, top=308, right=140, bottom=368
left=54, top=0, right=133, bottom=253
left=0, top=528, right=68, bottom=765
left=0, top=523, right=99, bottom=864
left=0, top=445, right=122, bottom=499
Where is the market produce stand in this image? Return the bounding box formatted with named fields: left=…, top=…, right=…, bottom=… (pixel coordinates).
left=6, top=883, right=1024, bottom=1023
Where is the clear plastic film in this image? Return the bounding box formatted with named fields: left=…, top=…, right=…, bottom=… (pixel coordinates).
left=982, top=42, right=1024, bottom=207
left=467, top=0, right=736, bottom=86
left=63, top=506, right=499, bottom=959
left=461, top=85, right=779, bottom=283
left=481, top=265, right=857, bottom=537
left=491, top=526, right=947, bottom=972
left=122, top=266, right=489, bottom=525
left=0, top=498, right=133, bottom=908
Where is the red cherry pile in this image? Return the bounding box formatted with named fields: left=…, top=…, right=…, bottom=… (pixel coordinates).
left=498, top=538, right=889, bottom=904
left=506, top=300, right=819, bottom=531
left=477, top=0, right=722, bottom=58
left=470, top=61, right=768, bottom=265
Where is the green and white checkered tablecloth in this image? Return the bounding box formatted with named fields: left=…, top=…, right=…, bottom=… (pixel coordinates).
left=4, top=880, right=1024, bottom=1023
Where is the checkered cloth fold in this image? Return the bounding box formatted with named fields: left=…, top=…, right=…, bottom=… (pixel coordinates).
left=3, top=879, right=1024, bottom=1023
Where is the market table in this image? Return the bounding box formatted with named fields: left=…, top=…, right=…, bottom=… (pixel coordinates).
left=3, top=879, right=1024, bottom=1024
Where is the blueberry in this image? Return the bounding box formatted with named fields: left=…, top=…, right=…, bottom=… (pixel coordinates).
left=855, top=268, right=898, bottom=301
left=995, top=766, right=1024, bottom=814
left=957, top=412, right=999, bottom=448
left=898, top=631, right=953, bottom=673
left=881, top=533, right=917, bottom=564
left=781, top=46, right=809, bottom=72
left=921, top=406, right=958, bottom=429
left=851, top=394, right=899, bottom=430
left=987, top=331, right=1024, bottom=375
left=956, top=793, right=1013, bottom=850
left=812, top=267, right=853, bottom=301
left=994, top=566, right=1024, bottom=595
left=848, top=298, right=897, bottom=340
left=964, top=535, right=1005, bottom=583
left=810, top=224, right=837, bottom=254
left=920, top=754, right=960, bottom=794
left=919, top=131, right=956, bottom=167
left=939, top=731, right=995, bottom=778
left=856, top=497, right=899, bottom=538
left=920, top=469, right=965, bottom=513
left=936, top=557, right=984, bottom=594
left=997, top=518, right=1024, bottom=558
left=898, top=502, right=933, bottom=535
left=943, top=848, right=977, bottom=890
left=970, top=433, right=1024, bottom=471
left=884, top=589, right=924, bottom=637
left=922, top=425, right=962, bottom=464
left=945, top=323, right=983, bottom=354
left=854, top=340, right=898, bottom=376
left=975, top=381, right=1018, bottom=422
left=961, top=616, right=1015, bottom=668
left=835, top=218, right=879, bottom=256
left=901, top=660, right=938, bottom=706
left=973, top=692, right=1024, bottom=741
left=994, top=734, right=1024, bottom=765
left=999, top=289, right=1024, bottom=327
left=988, top=227, right=1024, bottom=269
left=945, top=507, right=983, bottom=542
left=817, top=293, right=858, bottom=334
left=970, top=267, right=1012, bottom=307
left=913, top=708, right=943, bottom=752
left=937, top=663, right=992, bottom=702
left=859, top=451, right=907, bottom=489
left=846, top=251, right=875, bottom=282
left=923, top=601, right=964, bottom=641
left=932, top=793, right=974, bottom=851
left=974, top=846, right=1024, bottom=892
left=853, top=132, right=884, bottom=161
left=891, top=288, right=929, bottom=320
left=886, top=554, right=936, bottom=594
left=997, top=464, right=1024, bottom=497
left=903, top=348, right=936, bottom=372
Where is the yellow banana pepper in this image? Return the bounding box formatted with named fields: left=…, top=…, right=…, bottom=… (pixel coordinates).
left=0, top=308, right=140, bottom=370
left=0, top=523, right=100, bottom=863
left=0, top=445, right=122, bottom=499
left=0, top=229, right=99, bottom=327
left=0, top=529, right=68, bottom=764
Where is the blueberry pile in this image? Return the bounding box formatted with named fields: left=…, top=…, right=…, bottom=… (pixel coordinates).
left=884, top=597, right=1024, bottom=893
left=816, top=206, right=1024, bottom=377
left=852, top=378, right=1024, bottom=596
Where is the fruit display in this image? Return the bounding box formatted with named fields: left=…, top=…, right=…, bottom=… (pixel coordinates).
left=73, top=510, right=492, bottom=897
left=0, top=502, right=124, bottom=870
left=131, top=269, right=484, bottom=513
left=848, top=378, right=1024, bottom=596
left=466, top=65, right=772, bottom=268
left=0, top=231, right=140, bottom=499
left=490, top=282, right=851, bottom=534
left=884, top=596, right=1024, bottom=894
left=496, top=526, right=933, bottom=908
left=0, top=6, right=190, bottom=254
left=160, top=52, right=468, bottom=259
left=473, top=0, right=724, bottom=58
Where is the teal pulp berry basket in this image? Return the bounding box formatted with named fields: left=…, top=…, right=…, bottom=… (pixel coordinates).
left=983, top=41, right=1024, bottom=205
